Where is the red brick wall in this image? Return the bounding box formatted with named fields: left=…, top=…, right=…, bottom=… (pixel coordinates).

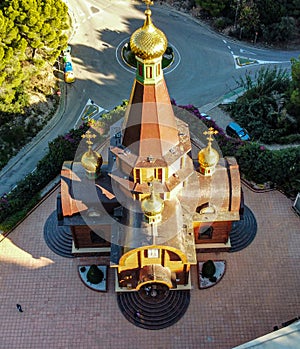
left=72, top=225, right=111, bottom=249
left=194, top=221, right=232, bottom=244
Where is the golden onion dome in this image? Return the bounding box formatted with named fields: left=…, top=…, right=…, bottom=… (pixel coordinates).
left=81, top=130, right=103, bottom=176
left=81, top=148, right=103, bottom=173
left=198, top=127, right=219, bottom=169
left=130, top=8, right=167, bottom=60
left=198, top=145, right=219, bottom=168
left=142, top=191, right=164, bottom=217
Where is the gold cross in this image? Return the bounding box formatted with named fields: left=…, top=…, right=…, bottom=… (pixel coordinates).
left=143, top=0, right=154, bottom=9
left=203, top=127, right=218, bottom=143
left=82, top=130, right=96, bottom=149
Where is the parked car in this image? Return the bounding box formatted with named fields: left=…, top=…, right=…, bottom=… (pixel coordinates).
left=200, top=112, right=211, bottom=120
left=62, top=45, right=75, bottom=83
left=62, top=45, right=71, bottom=56
left=226, top=122, right=250, bottom=141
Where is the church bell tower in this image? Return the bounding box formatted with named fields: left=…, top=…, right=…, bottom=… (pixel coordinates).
left=110, top=0, right=197, bottom=291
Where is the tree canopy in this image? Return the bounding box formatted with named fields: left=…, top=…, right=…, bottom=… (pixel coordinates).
left=195, top=0, right=226, bottom=17
left=0, top=0, right=69, bottom=113
left=195, top=0, right=299, bottom=43
left=290, top=56, right=300, bottom=117
left=226, top=66, right=300, bottom=145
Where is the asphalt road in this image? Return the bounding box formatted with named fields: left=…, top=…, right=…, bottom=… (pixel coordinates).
left=1, top=0, right=299, bottom=197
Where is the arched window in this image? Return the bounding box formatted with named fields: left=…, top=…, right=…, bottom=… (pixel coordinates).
left=196, top=202, right=216, bottom=214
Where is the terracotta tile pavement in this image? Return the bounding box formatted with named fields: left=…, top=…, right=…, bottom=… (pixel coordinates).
left=0, top=185, right=299, bottom=349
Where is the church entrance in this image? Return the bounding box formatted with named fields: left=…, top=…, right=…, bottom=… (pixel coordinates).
left=140, top=282, right=170, bottom=302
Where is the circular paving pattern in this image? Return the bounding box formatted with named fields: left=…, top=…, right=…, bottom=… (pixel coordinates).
left=117, top=284, right=190, bottom=330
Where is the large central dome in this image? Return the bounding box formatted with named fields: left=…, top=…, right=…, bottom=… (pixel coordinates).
left=130, top=8, right=167, bottom=60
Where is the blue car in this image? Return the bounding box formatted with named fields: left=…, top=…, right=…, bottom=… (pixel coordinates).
left=226, top=122, right=250, bottom=141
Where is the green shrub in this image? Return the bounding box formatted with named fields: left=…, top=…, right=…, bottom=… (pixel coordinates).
left=236, top=143, right=300, bottom=197
left=165, top=46, right=173, bottom=55
left=275, top=134, right=300, bottom=145
left=87, top=265, right=104, bottom=284
left=227, top=67, right=299, bottom=144
left=213, top=17, right=232, bottom=30
left=125, top=51, right=137, bottom=67
left=236, top=143, right=275, bottom=183
left=202, top=260, right=216, bottom=278
left=262, top=17, right=297, bottom=43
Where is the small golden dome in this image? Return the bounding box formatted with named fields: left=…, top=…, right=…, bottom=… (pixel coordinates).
left=81, top=130, right=103, bottom=178
left=142, top=186, right=164, bottom=217
left=198, top=145, right=219, bottom=168
left=130, top=8, right=167, bottom=60
left=81, top=148, right=103, bottom=173
left=198, top=127, right=219, bottom=173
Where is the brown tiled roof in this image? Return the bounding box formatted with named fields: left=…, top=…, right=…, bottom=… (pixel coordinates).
left=60, top=162, right=118, bottom=218
left=122, top=79, right=179, bottom=159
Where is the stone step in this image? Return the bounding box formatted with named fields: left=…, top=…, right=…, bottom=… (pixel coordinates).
left=117, top=287, right=190, bottom=330
left=229, top=205, right=257, bottom=253
left=43, top=211, right=74, bottom=258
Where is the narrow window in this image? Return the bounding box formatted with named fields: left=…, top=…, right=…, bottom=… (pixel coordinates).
left=157, top=168, right=162, bottom=180
left=156, top=63, right=161, bottom=76
left=146, top=66, right=152, bottom=78
left=138, top=64, right=143, bottom=77
left=135, top=169, right=140, bottom=183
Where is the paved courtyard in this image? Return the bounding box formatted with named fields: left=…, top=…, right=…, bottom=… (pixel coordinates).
left=0, top=185, right=299, bottom=349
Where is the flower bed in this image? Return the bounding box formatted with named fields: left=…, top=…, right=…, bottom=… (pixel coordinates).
left=198, top=261, right=226, bottom=289
left=78, top=265, right=108, bottom=292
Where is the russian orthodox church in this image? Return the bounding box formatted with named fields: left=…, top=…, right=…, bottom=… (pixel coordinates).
left=57, top=1, right=242, bottom=293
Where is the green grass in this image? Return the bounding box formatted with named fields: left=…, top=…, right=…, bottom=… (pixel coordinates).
left=235, top=57, right=258, bottom=66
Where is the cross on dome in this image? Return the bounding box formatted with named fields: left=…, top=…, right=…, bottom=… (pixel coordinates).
left=82, top=130, right=96, bottom=150
left=198, top=127, right=220, bottom=176
left=143, top=0, right=154, bottom=9
left=203, top=127, right=218, bottom=145
left=80, top=129, right=102, bottom=178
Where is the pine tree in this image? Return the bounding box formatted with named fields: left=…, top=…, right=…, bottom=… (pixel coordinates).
left=0, top=8, right=26, bottom=112
left=196, top=0, right=228, bottom=17
left=0, top=0, right=69, bottom=113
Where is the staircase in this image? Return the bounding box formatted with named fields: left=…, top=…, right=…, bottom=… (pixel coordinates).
left=43, top=211, right=74, bottom=258
left=229, top=205, right=257, bottom=252
left=117, top=284, right=190, bottom=330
